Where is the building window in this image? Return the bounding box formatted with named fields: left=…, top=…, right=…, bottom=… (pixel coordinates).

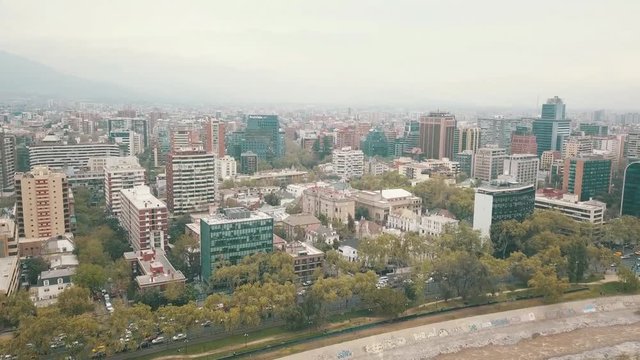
left=43, top=280, right=49, bottom=286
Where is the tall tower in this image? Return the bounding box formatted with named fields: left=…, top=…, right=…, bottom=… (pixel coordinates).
left=166, top=147, right=217, bottom=214
left=203, top=117, right=226, bottom=157
left=621, top=162, right=640, bottom=217
left=533, top=96, right=571, bottom=157
left=15, top=166, right=71, bottom=238
left=419, top=112, right=457, bottom=160
left=0, top=130, right=16, bottom=196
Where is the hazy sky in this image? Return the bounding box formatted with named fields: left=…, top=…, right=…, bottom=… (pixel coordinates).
left=1, top=0, right=639, bottom=109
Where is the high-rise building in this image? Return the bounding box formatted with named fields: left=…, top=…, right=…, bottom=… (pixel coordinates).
left=166, top=148, right=217, bottom=214
left=335, top=127, right=358, bottom=150
left=200, top=208, right=273, bottom=281
left=203, top=117, right=226, bottom=157
left=28, top=142, right=122, bottom=171
left=402, top=120, right=420, bottom=153
left=540, top=150, right=561, bottom=171
left=0, top=218, right=17, bottom=257
left=332, top=147, right=364, bottom=180
left=419, top=112, right=457, bottom=160
left=473, top=181, right=535, bottom=237
left=15, top=166, right=72, bottom=238
left=503, top=154, right=539, bottom=186
left=361, top=129, right=390, bottom=157
left=626, top=132, right=640, bottom=160
left=510, top=131, right=537, bottom=156
left=118, top=185, right=169, bottom=251
left=579, top=123, right=608, bottom=137
left=0, top=131, right=16, bottom=196
left=621, top=162, right=640, bottom=217
left=541, top=96, right=566, bottom=120
left=532, top=96, right=571, bottom=157
left=104, top=157, right=146, bottom=215
left=455, top=150, right=474, bottom=178
left=562, top=136, right=593, bottom=159
left=109, top=130, right=144, bottom=156
left=563, top=157, right=612, bottom=201
left=240, top=151, right=258, bottom=175
left=477, top=117, right=523, bottom=151
left=217, top=155, right=237, bottom=180
left=473, top=147, right=508, bottom=182
left=171, top=129, right=201, bottom=150
left=108, top=118, right=149, bottom=148
left=457, top=127, right=481, bottom=153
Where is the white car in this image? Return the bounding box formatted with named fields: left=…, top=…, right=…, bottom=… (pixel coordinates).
left=172, top=333, right=187, bottom=341
left=151, top=336, right=165, bottom=345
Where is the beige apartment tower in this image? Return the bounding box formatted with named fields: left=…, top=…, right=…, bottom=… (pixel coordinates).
left=15, top=166, right=71, bottom=238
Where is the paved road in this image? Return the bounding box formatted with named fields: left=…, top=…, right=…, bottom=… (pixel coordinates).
left=280, top=295, right=640, bottom=360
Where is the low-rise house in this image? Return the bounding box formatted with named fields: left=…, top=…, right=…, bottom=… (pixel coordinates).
left=338, top=245, right=358, bottom=262
left=32, top=268, right=75, bottom=307
left=305, top=224, right=340, bottom=245
left=123, top=249, right=186, bottom=292
left=282, top=214, right=321, bottom=241
left=351, top=189, right=422, bottom=224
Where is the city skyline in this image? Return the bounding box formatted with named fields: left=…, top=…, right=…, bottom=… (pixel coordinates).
left=0, top=1, right=639, bottom=109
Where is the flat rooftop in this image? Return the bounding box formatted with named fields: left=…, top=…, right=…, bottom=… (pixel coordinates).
left=284, top=241, right=324, bottom=257
left=120, top=185, right=167, bottom=210
left=0, top=256, right=18, bottom=293
left=201, top=209, right=272, bottom=226
left=124, top=249, right=186, bottom=287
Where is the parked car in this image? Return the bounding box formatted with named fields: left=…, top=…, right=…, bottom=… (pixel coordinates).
left=302, top=280, right=313, bottom=287
left=172, top=333, right=187, bottom=341
left=151, top=336, right=165, bottom=345
left=202, top=320, right=212, bottom=327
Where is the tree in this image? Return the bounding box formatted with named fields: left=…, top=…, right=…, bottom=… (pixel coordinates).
left=169, top=214, right=191, bottom=244
left=285, top=201, right=302, bottom=215
left=566, top=239, right=588, bottom=283
left=351, top=172, right=411, bottom=191
left=587, top=245, right=615, bottom=275
left=263, top=192, right=281, bottom=206
left=109, top=258, right=132, bottom=297
left=23, top=257, right=49, bottom=285
left=57, top=286, right=94, bottom=316
left=491, top=220, right=527, bottom=259
left=528, top=265, right=568, bottom=303
left=432, top=251, right=494, bottom=301
left=0, top=290, right=36, bottom=327
left=347, top=214, right=356, bottom=233
left=363, top=288, right=408, bottom=317
left=618, top=266, right=640, bottom=293
left=169, top=234, right=201, bottom=281
left=73, top=263, right=107, bottom=293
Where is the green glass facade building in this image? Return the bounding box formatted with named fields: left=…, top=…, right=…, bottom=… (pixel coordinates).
left=227, top=115, right=284, bottom=162
left=563, top=157, right=612, bottom=202
left=200, top=208, right=274, bottom=281
left=621, top=162, right=640, bottom=217
left=532, top=96, right=570, bottom=157
left=473, top=182, right=535, bottom=238
left=361, top=129, right=390, bottom=157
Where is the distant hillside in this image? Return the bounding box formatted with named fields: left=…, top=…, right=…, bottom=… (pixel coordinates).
left=0, top=50, right=139, bottom=101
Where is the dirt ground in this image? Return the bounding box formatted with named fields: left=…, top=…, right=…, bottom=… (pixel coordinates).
left=436, top=323, right=640, bottom=360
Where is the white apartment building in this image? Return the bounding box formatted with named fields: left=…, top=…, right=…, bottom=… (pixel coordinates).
left=626, top=132, right=640, bottom=160
left=109, top=130, right=144, bottom=156
left=166, top=148, right=218, bottom=214
left=387, top=209, right=458, bottom=236
left=535, top=192, right=606, bottom=225
left=119, top=185, right=169, bottom=250
left=338, top=245, right=358, bottom=262
left=28, top=143, right=122, bottom=171
left=503, top=154, right=539, bottom=186
left=216, top=155, right=237, bottom=180
left=332, top=147, right=364, bottom=180
left=105, top=159, right=146, bottom=215
left=474, top=147, right=508, bottom=182
left=33, top=268, right=75, bottom=306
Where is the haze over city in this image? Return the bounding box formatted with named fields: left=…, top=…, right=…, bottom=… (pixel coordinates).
left=1, top=0, right=639, bottom=108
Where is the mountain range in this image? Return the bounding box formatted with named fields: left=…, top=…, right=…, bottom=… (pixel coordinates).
left=0, top=50, right=140, bottom=102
